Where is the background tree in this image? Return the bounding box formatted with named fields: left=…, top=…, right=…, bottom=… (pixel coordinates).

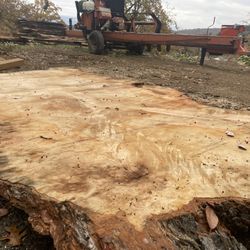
left=31, top=0, right=62, bottom=22
left=0, top=0, right=62, bottom=34
left=125, top=0, right=175, bottom=31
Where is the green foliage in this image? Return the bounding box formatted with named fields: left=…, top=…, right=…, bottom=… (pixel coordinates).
left=31, top=0, right=62, bottom=22
left=170, top=50, right=197, bottom=63
left=238, top=55, right=250, bottom=66
left=175, top=53, right=196, bottom=63
left=0, top=42, right=18, bottom=54
left=125, top=0, right=175, bottom=31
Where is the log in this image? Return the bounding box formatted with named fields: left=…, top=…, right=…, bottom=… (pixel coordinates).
left=0, top=58, right=24, bottom=71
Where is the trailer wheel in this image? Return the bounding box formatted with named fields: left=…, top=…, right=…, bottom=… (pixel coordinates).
left=88, top=31, right=105, bottom=55
left=127, top=44, right=145, bottom=55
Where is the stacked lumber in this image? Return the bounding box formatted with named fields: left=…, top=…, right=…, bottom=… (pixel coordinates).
left=19, top=34, right=88, bottom=46
left=0, top=34, right=87, bottom=47
left=0, top=20, right=87, bottom=47
left=17, top=19, right=66, bottom=37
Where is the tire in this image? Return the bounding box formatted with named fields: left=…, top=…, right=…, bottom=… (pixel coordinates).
left=127, top=43, right=145, bottom=55
left=88, top=30, right=105, bottom=55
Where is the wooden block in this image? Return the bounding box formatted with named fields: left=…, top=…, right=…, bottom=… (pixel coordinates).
left=0, top=58, right=24, bottom=71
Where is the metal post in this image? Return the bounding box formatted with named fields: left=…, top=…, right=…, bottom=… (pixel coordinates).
left=200, top=48, right=207, bottom=66
left=69, top=18, right=73, bottom=30
left=75, top=1, right=81, bottom=22
left=166, top=45, right=171, bottom=52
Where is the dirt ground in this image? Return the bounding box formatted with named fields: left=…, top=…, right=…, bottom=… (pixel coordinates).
left=0, top=44, right=250, bottom=110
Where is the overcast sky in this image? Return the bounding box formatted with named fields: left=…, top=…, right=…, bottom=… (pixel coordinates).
left=51, top=0, right=250, bottom=29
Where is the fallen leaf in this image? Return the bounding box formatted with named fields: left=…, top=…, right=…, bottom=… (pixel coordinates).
left=225, top=130, right=235, bottom=137
left=205, top=206, right=219, bottom=230
left=0, top=208, right=8, bottom=218
left=238, top=144, right=247, bottom=151
left=40, top=136, right=53, bottom=140
left=0, top=225, right=26, bottom=247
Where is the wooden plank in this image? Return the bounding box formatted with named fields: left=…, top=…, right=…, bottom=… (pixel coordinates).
left=66, top=30, right=84, bottom=38
left=0, top=58, right=24, bottom=71
left=19, top=35, right=88, bottom=46
left=0, top=34, right=87, bottom=47
left=0, top=36, right=27, bottom=44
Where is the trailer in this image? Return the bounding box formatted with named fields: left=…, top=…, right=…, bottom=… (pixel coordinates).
left=74, top=0, right=250, bottom=65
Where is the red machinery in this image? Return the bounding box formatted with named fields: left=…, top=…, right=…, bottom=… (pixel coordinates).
left=74, top=0, right=250, bottom=65
left=219, top=25, right=249, bottom=56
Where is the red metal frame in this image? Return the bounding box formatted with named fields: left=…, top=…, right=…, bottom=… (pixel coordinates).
left=103, top=32, right=240, bottom=52
left=74, top=0, right=250, bottom=64
left=67, top=28, right=249, bottom=56
left=219, top=25, right=246, bottom=36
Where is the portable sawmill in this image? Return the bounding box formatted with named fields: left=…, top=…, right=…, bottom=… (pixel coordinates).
left=73, top=0, right=249, bottom=65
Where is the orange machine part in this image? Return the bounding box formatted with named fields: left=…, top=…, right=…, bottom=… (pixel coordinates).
left=219, top=25, right=246, bottom=36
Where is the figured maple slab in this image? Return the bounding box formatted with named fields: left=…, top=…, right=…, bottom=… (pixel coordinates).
left=0, top=68, right=249, bottom=230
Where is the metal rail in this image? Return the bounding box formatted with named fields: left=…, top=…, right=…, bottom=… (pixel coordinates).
left=103, top=32, right=240, bottom=52
left=66, top=29, right=248, bottom=65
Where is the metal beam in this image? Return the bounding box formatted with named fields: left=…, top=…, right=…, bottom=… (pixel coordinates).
left=103, top=32, right=240, bottom=51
